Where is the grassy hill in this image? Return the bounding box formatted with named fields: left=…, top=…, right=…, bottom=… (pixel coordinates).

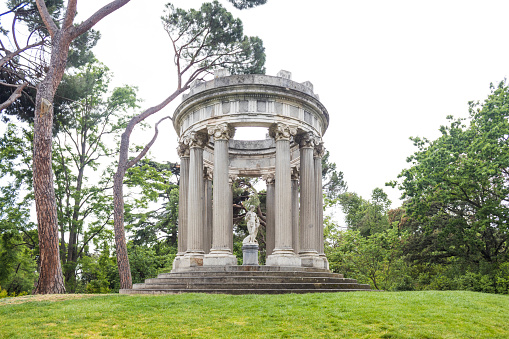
left=1, top=291, right=508, bottom=338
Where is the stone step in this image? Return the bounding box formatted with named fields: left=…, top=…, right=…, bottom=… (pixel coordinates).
left=132, top=282, right=371, bottom=290
left=169, top=265, right=332, bottom=273
left=121, top=288, right=372, bottom=295
left=159, top=271, right=342, bottom=279
left=144, top=276, right=357, bottom=284
left=121, top=266, right=372, bottom=295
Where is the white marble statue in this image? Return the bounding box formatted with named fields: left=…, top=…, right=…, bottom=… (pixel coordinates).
left=243, top=205, right=260, bottom=244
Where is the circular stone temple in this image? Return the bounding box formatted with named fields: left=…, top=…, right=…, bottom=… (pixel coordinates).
left=172, top=69, right=330, bottom=270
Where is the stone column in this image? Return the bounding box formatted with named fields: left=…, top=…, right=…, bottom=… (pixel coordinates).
left=264, top=173, right=275, bottom=256
left=266, top=123, right=300, bottom=267
left=204, top=123, right=237, bottom=266
left=314, top=139, right=329, bottom=269
left=182, top=131, right=208, bottom=267
left=172, top=138, right=190, bottom=271
left=203, top=166, right=213, bottom=254
left=228, top=174, right=237, bottom=255
left=291, top=167, right=300, bottom=255
left=298, top=132, right=321, bottom=268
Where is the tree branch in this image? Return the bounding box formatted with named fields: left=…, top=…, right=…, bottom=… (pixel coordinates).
left=125, top=116, right=171, bottom=170
left=63, top=0, right=78, bottom=30
left=72, top=0, right=131, bottom=39
left=0, top=82, right=28, bottom=112
left=35, top=0, right=58, bottom=38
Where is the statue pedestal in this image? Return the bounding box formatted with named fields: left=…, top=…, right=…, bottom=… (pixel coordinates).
left=242, top=243, right=259, bottom=265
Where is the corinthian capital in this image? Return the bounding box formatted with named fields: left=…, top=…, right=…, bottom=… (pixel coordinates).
left=314, top=138, right=325, bottom=158
left=177, top=137, right=190, bottom=158
left=269, top=123, right=297, bottom=141
left=207, top=123, right=235, bottom=141
left=296, top=131, right=316, bottom=148
left=186, top=131, right=208, bottom=148
left=263, top=173, right=275, bottom=185
left=291, top=166, right=300, bottom=181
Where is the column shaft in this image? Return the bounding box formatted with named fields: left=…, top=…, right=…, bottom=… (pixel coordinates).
left=314, top=156, right=323, bottom=255
left=266, top=123, right=300, bottom=266
left=265, top=175, right=275, bottom=256
left=177, top=156, right=189, bottom=255
left=291, top=170, right=299, bottom=254
left=211, top=139, right=230, bottom=251
left=274, top=138, right=293, bottom=250
left=228, top=177, right=234, bottom=253
left=204, top=123, right=236, bottom=266
left=204, top=169, right=212, bottom=254
left=315, top=142, right=329, bottom=269
left=187, top=146, right=205, bottom=254
left=299, top=145, right=317, bottom=254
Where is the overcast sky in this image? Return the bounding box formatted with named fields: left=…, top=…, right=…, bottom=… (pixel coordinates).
left=72, top=0, right=509, bottom=212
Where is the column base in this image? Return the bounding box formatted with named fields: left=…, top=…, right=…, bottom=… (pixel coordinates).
left=319, top=254, right=330, bottom=270
left=203, top=250, right=237, bottom=266
left=178, top=252, right=204, bottom=268
left=299, top=252, right=323, bottom=268
left=172, top=253, right=186, bottom=270
left=266, top=249, right=301, bottom=267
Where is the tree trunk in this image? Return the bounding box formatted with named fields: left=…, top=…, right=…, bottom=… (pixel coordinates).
left=112, top=90, right=182, bottom=290
left=114, top=160, right=132, bottom=290
left=33, top=31, right=71, bottom=295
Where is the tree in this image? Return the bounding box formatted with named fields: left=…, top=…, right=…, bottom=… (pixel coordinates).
left=336, top=188, right=392, bottom=237
left=112, top=0, right=265, bottom=289
left=1, top=0, right=100, bottom=123
left=321, top=150, right=347, bottom=200
left=393, top=80, right=509, bottom=267
left=325, top=228, right=407, bottom=291
left=52, top=61, right=138, bottom=291
left=0, top=124, right=38, bottom=295
left=31, top=0, right=131, bottom=294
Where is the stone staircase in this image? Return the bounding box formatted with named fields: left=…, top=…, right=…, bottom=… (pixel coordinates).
left=119, top=266, right=372, bottom=295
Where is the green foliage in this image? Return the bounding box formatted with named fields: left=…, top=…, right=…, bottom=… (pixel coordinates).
left=0, top=284, right=28, bottom=298
left=322, top=150, right=347, bottom=200
left=0, top=123, right=38, bottom=295
left=335, top=188, right=391, bottom=237
left=162, top=1, right=265, bottom=77
left=395, top=80, right=509, bottom=265
left=326, top=227, right=409, bottom=291
left=125, top=160, right=179, bottom=248
left=0, top=1, right=100, bottom=126
left=78, top=245, right=117, bottom=294
left=227, top=0, right=267, bottom=10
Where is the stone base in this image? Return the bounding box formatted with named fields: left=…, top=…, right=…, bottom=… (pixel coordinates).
left=242, top=244, right=259, bottom=265
left=172, top=254, right=185, bottom=271
left=203, top=250, right=237, bottom=266
left=320, top=255, right=330, bottom=270
left=178, top=252, right=204, bottom=268
left=300, top=254, right=324, bottom=268
left=266, top=250, right=301, bottom=267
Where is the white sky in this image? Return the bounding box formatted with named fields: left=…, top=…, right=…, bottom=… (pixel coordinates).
left=71, top=0, right=509, bottom=209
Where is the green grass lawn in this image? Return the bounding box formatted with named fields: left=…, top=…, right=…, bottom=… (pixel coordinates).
left=1, top=291, right=508, bottom=338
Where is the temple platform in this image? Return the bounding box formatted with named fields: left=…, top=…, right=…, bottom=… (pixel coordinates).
left=119, top=266, right=373, bottom=295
